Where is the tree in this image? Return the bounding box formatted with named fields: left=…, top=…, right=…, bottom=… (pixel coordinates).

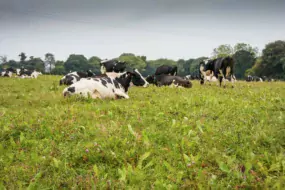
left=26, top=58, right=45, bottom=72
left=261, top=40, right=285, bottom=78
left=88, top=56, right=101, bottom=74
left=233, top=50, right=256, bottom=79
left=51, top=60, right=66, bottom=75
left=18, top=52, right=27, bottom=66
left=45, top=53, right=55, bottom=73
left=212, top=44, right=234, bottom=58
left=118, top=53, right=147, bottom=71
left=0, top=55, right=7, bottom=64
left=64, top=54, right=89, bottom=72
left=234, top=43, right=259, bottom=57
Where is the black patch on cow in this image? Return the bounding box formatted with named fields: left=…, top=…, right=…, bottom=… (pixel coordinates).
left=67, top=87, right=75, bottom=93
left=92, top=78, right=99, bottom=81
left=100, top=79, right=108, bottom=87
left=106, top=77, right=112, bottom=84
left=113, top=80, right=120, bottom=89
left=112, top=89, right=115, bottom=93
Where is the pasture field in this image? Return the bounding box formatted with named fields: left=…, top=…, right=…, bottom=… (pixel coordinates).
left=0, top=75, right=284, bottom=189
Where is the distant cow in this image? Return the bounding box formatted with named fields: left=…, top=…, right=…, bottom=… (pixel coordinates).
left=155, top=65, right=177, bottom=76
left=63, top=71, right=138, bottom=99
left=246, top=75, right=263, bottom=82
left=93, top=69, right=149, bottom=87
left=100, top=59, right=126, bottom=74
left=1, top=68, right=16, bottom=77
left=59, top=70, right=94, bottom=85
left=200, top=57, right=236, bottom=87
left=146, top=75, right=192, bottom=88
left=1, top=70, right=13, bottom=77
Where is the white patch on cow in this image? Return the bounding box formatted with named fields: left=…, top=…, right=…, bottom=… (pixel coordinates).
left=105, top=71, right=126, bottom=78
left=134, top=69, right=149, bottom=87
left=63, top=78, right=129, bottom=99
left=16, top=69, right=21, bottom=76
left=100, top=66, right=107, bottom=74
left=31, top=71, right=41, bottom=78
left=226, top=66, right=231, bottom=77
left=260, top=78, right=263, bottom=82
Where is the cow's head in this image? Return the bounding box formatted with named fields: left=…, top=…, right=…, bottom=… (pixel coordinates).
left=146, top=75, right=155, bottom=84
left=131, top=69, right=149, bottom=87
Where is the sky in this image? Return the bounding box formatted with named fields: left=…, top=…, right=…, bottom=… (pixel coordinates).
left=0, top=0, right=284, bottom=61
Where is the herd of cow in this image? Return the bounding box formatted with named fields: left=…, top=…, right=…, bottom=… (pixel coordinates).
left=0, top=57, right=276, bottom=100
left=1, top=68, right=42, bottom=78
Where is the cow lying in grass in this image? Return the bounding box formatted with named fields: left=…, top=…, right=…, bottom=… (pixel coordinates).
left=63, top=71, right=138, bottom=99
left=146, top=75, right=192, bottom=88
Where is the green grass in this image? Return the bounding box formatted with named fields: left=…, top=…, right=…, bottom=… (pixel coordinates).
left=0, top=75, right=284, bottom=189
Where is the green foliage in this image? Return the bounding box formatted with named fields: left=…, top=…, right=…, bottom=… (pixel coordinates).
left=118, top=53, right=147, bottom=71
left=261, top=40, right=285, bottom=78
left=212, top=44, right=234, bottom=58
left=64, top=54, right=89, bottom=72
left=234, top=43, right=259, bottom=57
left=25, top=58, right=45, bottom=72
left=1, top=76, right=284, bottom=189
left=88, top=56, right=101, bottom=74
left=233, top=50, right=256, bottom=79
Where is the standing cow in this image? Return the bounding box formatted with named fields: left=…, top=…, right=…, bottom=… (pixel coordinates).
left=200, top=56, right=236, bottom=88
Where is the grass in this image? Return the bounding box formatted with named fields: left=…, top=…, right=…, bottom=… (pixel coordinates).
left=0, top=75, right=284, bottom=189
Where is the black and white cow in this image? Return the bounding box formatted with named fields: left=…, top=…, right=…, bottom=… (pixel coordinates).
left=200, top=57, right=236, bottom=87
left=100, top=59, right=126, bottom=74
left=146, top=75, right=192, bottom=88
left=155, top=65, right=177, bottom=76
left=15, top=68, right=42, bottom=78
left=246, top=75, right=263, bottom=82
left=1, top=70, right=13, bottom=77
left=1, top=68, right=16, bottom=77
left=93, top=69, right=149, bottom=87
left=59, top=70, right=95, bottom=85
left=63, top=71, right=138, bottom=99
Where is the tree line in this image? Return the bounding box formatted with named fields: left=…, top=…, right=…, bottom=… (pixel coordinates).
left=1, top=40, right=284, bottom=79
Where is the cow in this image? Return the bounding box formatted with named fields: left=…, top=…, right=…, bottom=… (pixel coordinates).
left=100, top=59, right=126, bottom=74
left=62, top=71, right=138, bottom=99
left=59, top=70, right=95, bottom=85
left=200, top=57, right=236, bottom=87
left=146, top=74, right=192, bottom=88
left=246, top=75, right=263, bottom=82
left=17, top=69, right=42, bottom=79
left=155, top=65, right=177, bottom=76
left=93, top=69, right=149, bottom=87
left=1, top=70, right=13, bottom=77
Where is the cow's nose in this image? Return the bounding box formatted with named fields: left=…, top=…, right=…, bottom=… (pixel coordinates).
left=143, top=83, right=149, bottom=88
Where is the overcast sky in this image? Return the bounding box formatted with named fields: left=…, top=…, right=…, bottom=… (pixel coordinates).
left=0, top=0, right=284, bottom=61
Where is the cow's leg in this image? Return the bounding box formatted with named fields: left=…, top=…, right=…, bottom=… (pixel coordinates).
left=218, top=69, right=226, bottom=87
left=91, top=90, right=102, bottom=99
left=231, top=75, right=235, bottom=88
left=114, top=90, right=129, bottom=99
